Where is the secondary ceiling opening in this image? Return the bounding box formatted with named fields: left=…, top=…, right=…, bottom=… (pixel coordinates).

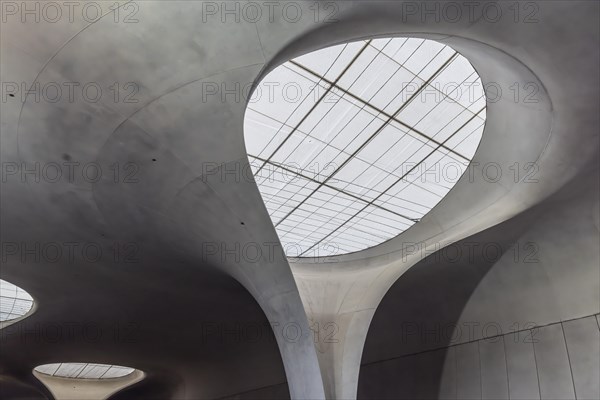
left=244, top=37, right=486, bottom=257
left=0, top=279, right=34, bottom=323
left=34, top=363, right=135, bottom=379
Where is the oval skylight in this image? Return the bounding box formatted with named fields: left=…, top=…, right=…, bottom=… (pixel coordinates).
left=34, top=363, right=135, bottom=379
left=0, top=279, right=34, bottom=322
left=244, top=38, right=486, bottom=257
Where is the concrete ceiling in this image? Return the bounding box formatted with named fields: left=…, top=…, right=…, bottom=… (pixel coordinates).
left=1, top=1, right=598, bottom=399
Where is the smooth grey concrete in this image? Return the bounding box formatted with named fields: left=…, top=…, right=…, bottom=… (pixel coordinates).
left=358, top=315, right=600, bottom=400
left=479, top=338, right=509, bottom=400
left=455, top=342, right=480, bottom=399
left=439, top=347, right=457, bottom=399
left=505, top=336, right=541, bottom=400
left=357, top=166, right=599, bottom=399
left=362, top=163, right=600, bottom=361
left=563, top=317, right=600, bottom=399
left=1, top=1, right=598, bottom=399
left=534, top=324, right=576, bottom=399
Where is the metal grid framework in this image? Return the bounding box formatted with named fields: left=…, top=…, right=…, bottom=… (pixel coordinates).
left=245, top=38, right=486, bottom=257
left=0, top=279, right=34, bottom=322
left=35, top=363, right=135, bottom=379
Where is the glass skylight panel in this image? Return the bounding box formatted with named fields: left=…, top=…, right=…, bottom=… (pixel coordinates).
left=382, top=38, right=425, bottom=65
left=250, top=157, right=320, bottom=224
left=79, top=364, right=112, bottom=379
left=247, top=63, right=329, bottom=129
left=330, top=126, right=437, bottom=202
left=293, top=86, right=369, bottom=137
left=261, top=177, right=321, bottom=215
left=354, top=121, right=434, bottom=171
left=426, top=105, right=481, bottom=146
left=345, top=215, right=401, bottom=243
left=409, top=100, right=468, bottom=142
left=268, top=129, right=345, bottom=172
left=417, top=151, right=469, bottom=192
left=332, top=124, right=434, bottom=201
left=402, top=39, right=446, bottom=76
left=102, top=366, right=136, bottom=379
left=468, top=90, right=486, bottom=114
left=55, top=363, right=87, bottom=378
left=372, top=67, right=425, bottom=115
left=294, top=41, right=366, bottom=81
left=326, top=205, right=412, bottom=253
left=377, top=149, right=468, bottom=213
left=0, top=279, right=34, bottom=322
left=450, top=73, right=486, bottom=110
left=35, top=364, right=61, bottom=376
left=397, top=87, right=464, bottom=136
left=279, top=188, right=358, bottom=247
left=243, top=109, right=293, bottom=158
left=310, top=186, right=366, bottom=215
left=35, top=363, right=135, bottom=379
left=377, top=178, right=442, bottom=214
left=443, top=114, right=486, bottom=158
left=337, top=45, right=400, bottom=101
left=245, top=38, right=485, bottom=257
left=296, top=187, right=357, bottom=226
left=371, top=38, right=457, bottom=83
left=267, top=95, right=384, bottom=177
left=414, top=46, right=457, bottom=82
left=330, top=158, right=399, bottom=202
left=326, top=108, right=387, bottom=155
left=279, top=194, right=363, bottom=232
left=373, top=192, right=431, bottom=220
left=429, top=55, right=477, bottom=96
left=370, top=37, right=407, bottom=53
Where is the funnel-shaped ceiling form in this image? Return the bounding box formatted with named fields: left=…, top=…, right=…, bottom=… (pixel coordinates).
left=33, top=363, right=144, bottom=400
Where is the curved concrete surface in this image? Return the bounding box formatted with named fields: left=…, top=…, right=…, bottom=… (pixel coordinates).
left=359, top=163, right=599, bottom=398
left=1, top=1, right=598, bottom=399
left=287, top=2, right=597, bottom=398
left=33, top=369, right=145, bottom=400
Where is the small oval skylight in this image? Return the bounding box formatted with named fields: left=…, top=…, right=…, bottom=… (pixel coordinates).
left=244, top=38, right=486, bottom=257
left=34, top=363, right=135, bottom=379
left=0, top=279, right=34, bottom=322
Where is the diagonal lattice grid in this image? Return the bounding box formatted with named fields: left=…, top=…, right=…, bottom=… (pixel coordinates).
left=245, top=38, right=486, bottom=257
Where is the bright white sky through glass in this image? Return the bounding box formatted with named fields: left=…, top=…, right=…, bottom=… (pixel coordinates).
left=35, top=363, right=135, bottom=379
left=244, top=38, right=486, bottom=257
left=0, top=279, right=34, bottom=322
